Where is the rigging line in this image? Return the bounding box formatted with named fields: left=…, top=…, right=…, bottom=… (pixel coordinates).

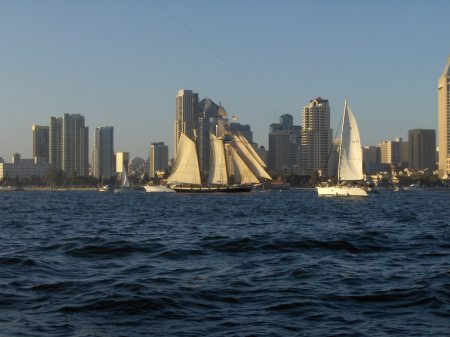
left=321, top=117, right=342, bottom=177
left=153, top=0, right=278, bottom=117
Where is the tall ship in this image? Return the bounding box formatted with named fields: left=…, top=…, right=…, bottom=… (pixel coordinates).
left=316, top=100, right=368, bottom=197
left=168, top=129, right=271, bottom=193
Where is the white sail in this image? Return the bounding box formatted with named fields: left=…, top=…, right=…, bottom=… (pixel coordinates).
left=167, top=133, right=201, bottom=185
left=208, top=134, right=228, bottom=185
left=122, top=171, right=130, bottom=188
left=338, top=101, right=364, bottom=181
left=232, top=135, right=272, bottom=180
left=236, top=134, right=267, bottom=168
left=229, top=145, right=259, bottom=185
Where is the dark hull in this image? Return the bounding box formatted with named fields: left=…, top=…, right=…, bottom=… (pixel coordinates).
left=171, top=185, right=252, bottom=193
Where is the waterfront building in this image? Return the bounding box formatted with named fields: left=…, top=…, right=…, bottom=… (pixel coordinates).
left=0, top=153, right=51, bottom=181
left=300, top=98, right=332, bottom=175
left=129, top=157, right=146, bottom=177
left=230, top=123, right=253, bottom=143
left=258, top=146, right=267, bottom=165
left=32, top=125, right=49, bottom=163
left=149, top=142, right=169, bottom=178
left=408, top=129, right=436, bottom=170
left=49, top=117, right=62, bottom=170
left=175, top=89, right=199, bottom=155
left=93, top=126, right=114, bottom=179
left=377, top=138, right=407, bottom=168
left=116, top=152, right=129, bottom=174
left=197, top=98, right=219, bottom=174
left=363, top=145, right=381, bottom=174
left=268, top=114, right=301, bottom=175
left=438, top=56, right=450, bottom=177
left=48, top=114, right=89, bottom=176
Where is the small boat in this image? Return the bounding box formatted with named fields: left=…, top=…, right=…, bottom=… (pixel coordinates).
left=317, top=100, right=368, bottom=197
left=144, top=184, right=175, bottom=193
left=114, top=170, right=132, bottom=193
left=393, top=186, right=400, bottom=192
left=98, top=184, right=113, bottom=192
left=403, top=183, right=424, bottom=191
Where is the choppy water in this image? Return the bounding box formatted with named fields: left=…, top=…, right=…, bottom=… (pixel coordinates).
left=0, top=189, right=449, bottom=336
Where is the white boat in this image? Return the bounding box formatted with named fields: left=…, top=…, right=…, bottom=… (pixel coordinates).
left=403, top=183, right=424, bottom=191
left=144, top=184, right=175, bottom=193
left=98, top=184, right=113, bottom=192
left=168, top=130, right=271, bottom=193
left=317, top=100, right=368, bottom=197
left=114, top=170, right=132, bottom=193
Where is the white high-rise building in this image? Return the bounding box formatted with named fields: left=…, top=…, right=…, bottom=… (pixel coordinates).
left=93, top=126, right=114, bottom=179
left=438, top=56, right=450, bottom=177
left=300, top=97, right=332, bottom=175
left=149, top=142, right=168, bottom=178
left=175, top=89, right=199, bottom=155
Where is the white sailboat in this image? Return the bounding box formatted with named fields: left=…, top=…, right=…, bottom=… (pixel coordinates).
left=167, top=132, right=270, bottom=193
left=316, top=100, right=368, bottom=197
left=114, top=170, right=132, bottom=193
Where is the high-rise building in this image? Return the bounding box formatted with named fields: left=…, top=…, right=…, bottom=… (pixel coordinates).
left=408, top=129, right=436, bottom=171
left=377, top=138, right=406, bottom=168
left=48, top=114, right=89, bottom=176
left=268, top=114, right=301, bottom=174
left=32, top=125, right=49, bottom=163
left=230, top=123, right=253, bottom=143
left=175, top=89, right=199, bottom=155
left=438, top=56, right=450, bottom=177
left=258, top=146, right=267, bottom=165
left=116, top=152, right=129, bottom=174
left=149, top=142, right=169, bottom=178
left=362, top=145, right=380, bottom=174
left=300, top=98, right=332, bottom=175
left=49, top=117, right=62, bottom=170
left=197, top=98, right=219, bottom=174
left=93, top=126, right=114, bottom=179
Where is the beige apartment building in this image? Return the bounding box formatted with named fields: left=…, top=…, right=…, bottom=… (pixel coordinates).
left=174, top=89, right=199, bottom=155
left=115, top=152, right=129, bottom=174
left=300, top=97, right=332, bottom=175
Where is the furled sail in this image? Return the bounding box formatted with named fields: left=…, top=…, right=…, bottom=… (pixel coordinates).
left=229, top=146, right=259, bottom=185
left=338, top=101, right=364, bottom=181
left=233, top=135, right=272, bottom=180
left=167, top=133, right=201, bottom=185
left=208, top=134, right=228, bottom=185
left=236, top=134, right=267, bottom=168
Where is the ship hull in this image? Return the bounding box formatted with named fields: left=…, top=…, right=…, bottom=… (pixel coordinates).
left=144, top=185, right=175, bottom=193
left=170, top=185, right=252, bottom=193
left=316, top=186, right=368, bottom=197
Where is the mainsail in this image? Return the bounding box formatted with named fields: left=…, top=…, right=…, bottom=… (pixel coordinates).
left=338, top=101, right=364, bottom=182
left=167, top=133, right=202, bottom=185
left=236, top=134, right=267, bottom=168
left=208, top=134, right=228, bottom=185
left=229, top=145, right=259, bottom=185
left=122, top=171, right=130, bottom=188
left=232, top=135, right=272, bottom=180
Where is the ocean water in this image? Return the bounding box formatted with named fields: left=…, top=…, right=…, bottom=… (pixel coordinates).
left=0, top=189, right=449, bottom=337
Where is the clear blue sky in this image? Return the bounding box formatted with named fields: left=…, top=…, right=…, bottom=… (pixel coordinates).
left=0, top=0, right=449, bottom=160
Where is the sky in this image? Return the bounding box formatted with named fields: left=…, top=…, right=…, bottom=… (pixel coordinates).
left=0, top=0, right=449, bottom=160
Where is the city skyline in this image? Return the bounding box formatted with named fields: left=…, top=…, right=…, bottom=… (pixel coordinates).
left=1, top=1, right=449, bottom=160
